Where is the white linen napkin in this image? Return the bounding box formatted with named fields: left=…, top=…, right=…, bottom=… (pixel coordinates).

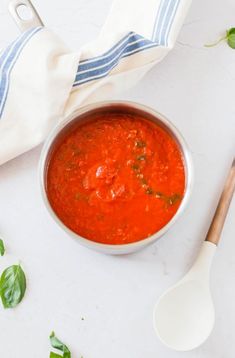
left=0, top=0, right=191, bottom=165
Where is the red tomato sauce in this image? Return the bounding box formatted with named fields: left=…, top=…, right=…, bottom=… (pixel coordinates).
left=46, top=112, right=185, bottom=245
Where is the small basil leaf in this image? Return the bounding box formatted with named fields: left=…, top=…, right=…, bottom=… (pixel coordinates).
left=0, top=265, right=26, bottom=308
left=50, top=332, right=71, bottom=358
left=227, top=28, right=235, bottom=49
left=50, top=353, right=63, bottom=358
left=0, top=239, right=5, bottom=256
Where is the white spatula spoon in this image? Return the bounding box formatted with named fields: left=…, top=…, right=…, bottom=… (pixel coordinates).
left=153, top=158, right=235, bottom=351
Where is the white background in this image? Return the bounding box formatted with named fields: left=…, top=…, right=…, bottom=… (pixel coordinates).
left=0, top=0, right=235, bottom=357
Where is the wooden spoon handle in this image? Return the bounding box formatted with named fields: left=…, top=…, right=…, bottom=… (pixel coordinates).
left=205, top=158, right=235, bottom=245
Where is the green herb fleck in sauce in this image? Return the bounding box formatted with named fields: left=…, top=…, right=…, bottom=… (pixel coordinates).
left=137, top=154, right=146, bottom=161
left=167, top=193, right=182, bottom=205
left=146, top=187, right=154, bottom=195
left=141, top=178, right=147, bottom=185
left=131, top=164, right=140, bottom=171
left=135, top=140, right=146, bottom=148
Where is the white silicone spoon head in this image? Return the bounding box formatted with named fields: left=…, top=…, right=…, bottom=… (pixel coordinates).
left=153, top=280, right=215, bottom=351
left=153, top=241, right=216, bottom=351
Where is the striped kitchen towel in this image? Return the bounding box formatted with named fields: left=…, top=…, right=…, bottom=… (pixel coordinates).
left=0, top=0, right=191, bottom=165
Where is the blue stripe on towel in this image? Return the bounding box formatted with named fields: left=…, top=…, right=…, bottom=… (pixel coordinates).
left=73, top=34, right=158, bottom=87
left=74, top=36, right=156, bottom=85
left=164, top=0, right=181, bottom=46
left=73, top=0, right=181, bottom=87
left=75, top=42, right=157, bottom=86
left=152, top=0, right=180, bottom=45
left=0, top=27, right=42, bottom=118
left=79, top=32, right=142, bottom=66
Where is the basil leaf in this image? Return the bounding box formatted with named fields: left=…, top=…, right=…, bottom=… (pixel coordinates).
left=50, top=353, right=63, bottom=358
left=0, top=239, right=5, bottom=256
left=50, top=332, right=71, bottom=358
left=227, top=28, right=235, bottom=49
left=0, top=264, right=26, bottom=308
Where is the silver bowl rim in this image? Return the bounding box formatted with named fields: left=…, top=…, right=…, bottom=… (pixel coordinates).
left=39, top=100, right=194, bottom=253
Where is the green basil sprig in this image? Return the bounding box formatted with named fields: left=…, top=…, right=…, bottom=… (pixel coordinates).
left=0, top=239, right=5, bottom=256
left=0, top=264, right=26, bottom=308
left=205, top=27, right=235, bottom=49
left=50, top=332, right=71, bottom=358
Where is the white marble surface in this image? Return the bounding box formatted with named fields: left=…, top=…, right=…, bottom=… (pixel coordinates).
left=0, top=0, right=235, bottom=357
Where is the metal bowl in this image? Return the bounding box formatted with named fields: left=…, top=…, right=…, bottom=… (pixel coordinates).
left=39, top=101, right=193, bottom=254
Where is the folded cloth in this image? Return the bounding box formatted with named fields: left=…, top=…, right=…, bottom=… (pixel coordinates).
left=0, top=0, right=191, bottom=165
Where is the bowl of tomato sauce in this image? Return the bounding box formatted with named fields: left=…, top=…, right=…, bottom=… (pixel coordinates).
left=40, top=101, right=193, bottom=254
